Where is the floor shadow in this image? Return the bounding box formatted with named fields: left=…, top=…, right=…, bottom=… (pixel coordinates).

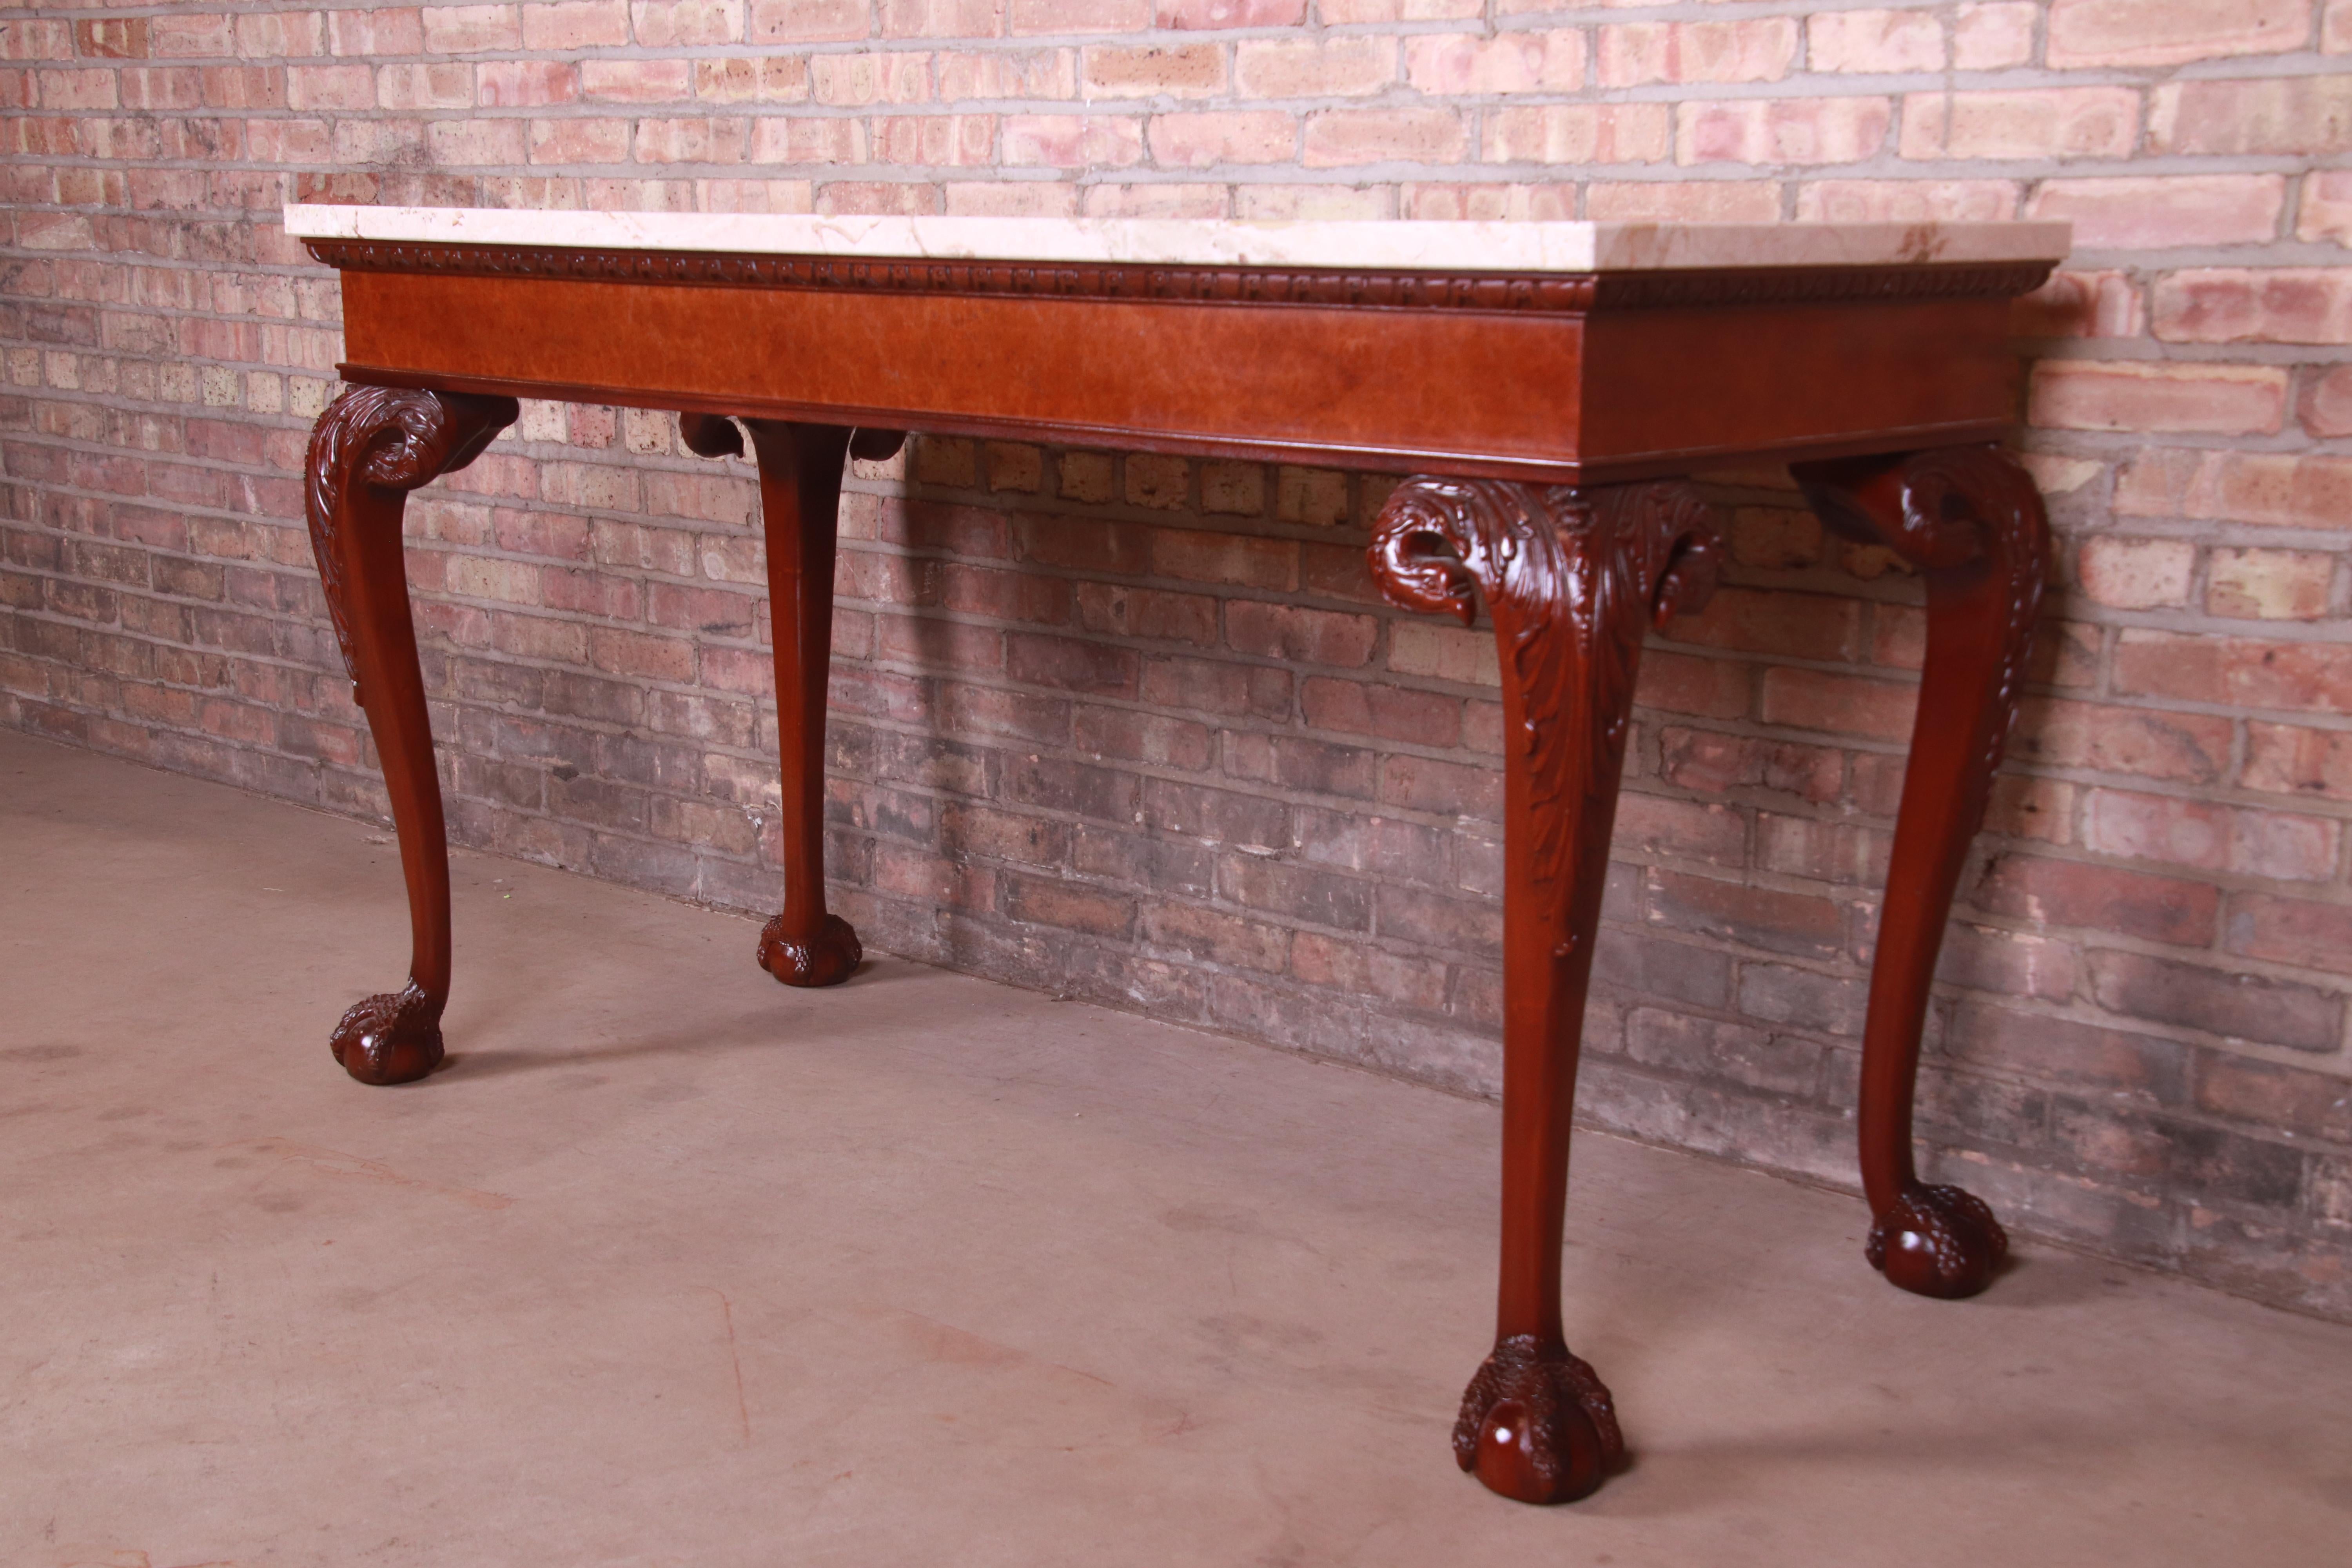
left=440, top=1007, right=812, bottom=1081
left=1598, top=1414, right=2124, bottom=1520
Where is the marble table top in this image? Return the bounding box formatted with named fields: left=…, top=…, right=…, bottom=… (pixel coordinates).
left=285, top=205, right=2070, bottom=274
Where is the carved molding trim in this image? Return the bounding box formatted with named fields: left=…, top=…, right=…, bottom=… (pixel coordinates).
left=304, top=385, right=518, bottom=681
left=303, top=240, right=2054, bottom=314
left=1368, top=478, right=1721, bottom=887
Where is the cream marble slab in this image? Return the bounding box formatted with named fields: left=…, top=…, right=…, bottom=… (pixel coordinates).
left=285, top=205, right=2069, bottom=274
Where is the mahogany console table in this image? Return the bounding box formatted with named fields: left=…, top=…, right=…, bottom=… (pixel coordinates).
left=283, top=204, right=2068, bottom=1505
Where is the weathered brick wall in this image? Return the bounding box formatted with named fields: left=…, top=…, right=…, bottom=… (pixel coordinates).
left=4, top=0, right=2350, bottom=1318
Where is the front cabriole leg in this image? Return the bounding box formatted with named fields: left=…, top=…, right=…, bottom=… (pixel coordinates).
left=306, top=386, right=519, bottom=1085
left=1371, top=478, right=1720, bottom=1503
left=1792, top=445, right=2049, bottom=1299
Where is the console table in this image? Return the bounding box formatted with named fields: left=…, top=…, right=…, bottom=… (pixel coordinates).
left=283, top=204, right=2069, bottom=1505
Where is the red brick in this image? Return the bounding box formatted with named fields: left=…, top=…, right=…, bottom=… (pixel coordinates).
left=2153, top=269, right=2352, bottom=346
left=1600, top=20, right=1796, bottom=85
left=1483, top=105, right=1671, bottom=166
left=2150, top=74, right=2352, bottom=156
left=420, top=4, right=523, bottom=51
left=1648, top=868, right=1843, bottom=959
left=2302, top=366, right=2352, bottom=438
left=2026, top=176, right=2286, bottom=249
left=2206, top=548, right=2334, bottom=622
left=1232, top=36, right=1392, bottom=99
left=2244, top=722, right=2352, bottom=803
left=1678, top=97, right=1889, bottom=166
left=1972, top=854, right=2219, bottom=947
left=1302, top=108, right=1466, bottom=168
left=2076, top=536, right=2192, bottom=610
left=2049, top=0, right=2308, bottom=67
left=1666, top=586, right=1858, bottom=662
left=2301, top=169, right=2352, bottom=244
left=2117, top=450, right=2352, bottom=530
left=1223, top=601, right=1374, bottom=666
left=2090, top=950, right=2343, bottom=1053
left=1406, top=31, right=1583, bottom=95
left=1156, top=0, right=1299, bottom=24
left=1758, top=668, right=1915, bottom=742
left=2113, top=629, right=2352, bottom=714
left=1809, top=9, right=1945, bottom=71
left=1900, top=88, right=2139, bottom=161
left=2013, top=696, right=2232, bottom=785
left=1795, top=179, right=2019, bottom=223
left=1009, top=0, right=1148, bottom=32
left=1148, top=111, right=1294, bottom=168
left=2030, top=361, right=2287, bottom=437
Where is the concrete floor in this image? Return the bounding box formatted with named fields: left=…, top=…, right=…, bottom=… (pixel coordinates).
left=2, top=730, right=2347, bottom=1567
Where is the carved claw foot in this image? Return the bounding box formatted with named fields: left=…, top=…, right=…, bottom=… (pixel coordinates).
left=1454, top=1334, right=1625, bottom=1504
left=1867, top=1183, right=2009, bottom=1299
left=757, top=912, right=862, bottom=987
left=328, top=982, right=445, bottom=1086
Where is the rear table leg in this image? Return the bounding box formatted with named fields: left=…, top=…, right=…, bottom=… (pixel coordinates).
left=1372, top=477, right=1720, bottom=1503
left=680, top=416, right=904, bottom=988
left=1793, top=445, right=2049, bottom=1299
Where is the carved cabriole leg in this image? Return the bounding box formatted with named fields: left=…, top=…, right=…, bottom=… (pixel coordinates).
left=679, top=416, right=905, bottom=987
left=1792, top=445, right=2049, bottom=1300
left=1370, top=477, right=1721, bottom=1504
left=305, top=386, right=518, bottom=1085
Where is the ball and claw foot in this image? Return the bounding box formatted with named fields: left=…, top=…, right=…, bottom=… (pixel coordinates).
left=328, top=982, right=445, bottom=1086
left=757, top=912, right=862, bottom=987
left=1453, top=1334, right=1626, bottom=1504
left=1867, top=1183, right=2009, bottom=1299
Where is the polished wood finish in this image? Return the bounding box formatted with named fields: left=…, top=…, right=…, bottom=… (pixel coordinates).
left=744, top=419, right=863, bottom=985
left=328, top=258, right=2037, bottom=483
left=677, top=415, right=908, bottom=984
left=303, top=385, right=517, bottom=1084
left=1793, top=445, right=2049, bottom=1299
left=1370, top=479, right=1720, bottom=1502
left=292, top=230, right=2060, bottom=1504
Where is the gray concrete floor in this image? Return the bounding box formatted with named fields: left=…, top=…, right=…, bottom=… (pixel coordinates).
left=2, top=729, right=2347, bottom=1568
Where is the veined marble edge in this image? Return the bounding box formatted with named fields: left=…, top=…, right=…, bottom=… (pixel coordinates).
left=284, top=205, right=2069, bottom=272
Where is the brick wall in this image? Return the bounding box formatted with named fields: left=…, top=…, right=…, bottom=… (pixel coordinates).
left=4, top=0, right=2350, bottom=1319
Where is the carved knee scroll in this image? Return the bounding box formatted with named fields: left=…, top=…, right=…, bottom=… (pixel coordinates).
left=307, top=386, right=518, bottom=1085
left=1371, top=478, right=1720, bottom=1502
left=1793, top=445, right=2048, bottom=1299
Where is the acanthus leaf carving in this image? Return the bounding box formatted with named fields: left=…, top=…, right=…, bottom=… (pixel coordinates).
left=304, top=385, right=519, bottom=682
left=1368, top=478, right=1721, bottom=888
